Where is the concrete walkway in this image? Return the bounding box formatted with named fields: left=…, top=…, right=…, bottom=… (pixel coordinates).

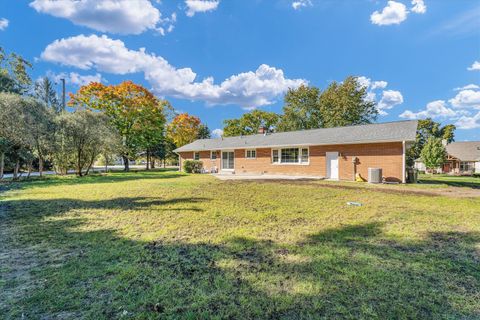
left=213, top=174, right=325, bottom=180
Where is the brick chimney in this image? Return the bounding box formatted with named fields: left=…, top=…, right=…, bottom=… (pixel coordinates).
left=258, top=126, right=267, bottom=134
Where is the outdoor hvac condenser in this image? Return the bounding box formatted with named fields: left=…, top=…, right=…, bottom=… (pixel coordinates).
left=368, top=168, right=382, bottom=183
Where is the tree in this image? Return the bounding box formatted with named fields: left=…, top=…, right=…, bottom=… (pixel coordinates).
left=406, top=119, right=456, bottom=167
left=69, top=81, right=166, bottom=171
left=277, top=77, right=377, bottom=132
left=0, top=47, right=32, bottom=94
left=277, top=85, right=321, bottom=132
left=420, top=137, right=446, bottom=173
left=318, top=76, right=377, bottom=128
left=197, top=124, right=211, bottom=139
left=34, top=77, right=61, bottom=112
left=53, top=110, right=119, bottom=176
left=223, top=110, right=281, bottom=137
left=167, top=113, right=203, bottom=147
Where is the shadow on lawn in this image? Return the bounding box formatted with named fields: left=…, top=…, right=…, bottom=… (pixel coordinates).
left=2, top=198, right=479, bottom=319
left=418, top=176, right=480, bottom=189
left=0, top=169, right=186, bottom=195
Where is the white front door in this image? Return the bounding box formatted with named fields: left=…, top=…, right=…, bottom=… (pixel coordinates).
left=326, top=152, right=339, bottom=180
left=221, top=151, right=235, bottom=171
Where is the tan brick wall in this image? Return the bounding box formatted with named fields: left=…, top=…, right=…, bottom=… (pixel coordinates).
left=178, top=142, right=404, bottom=182
left=179, top=150, right=221, bottom=172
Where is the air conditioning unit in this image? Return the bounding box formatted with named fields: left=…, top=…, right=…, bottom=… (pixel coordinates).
left=368, top=168, right=382, bottom=184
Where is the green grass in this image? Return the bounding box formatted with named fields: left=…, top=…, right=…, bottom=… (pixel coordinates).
left=1, top=171, right=479, bottom=319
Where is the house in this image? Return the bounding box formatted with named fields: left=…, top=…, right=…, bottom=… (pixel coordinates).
left=174, top=120, right=418, bottom=183
left=415, top=141, right=480, bottom=174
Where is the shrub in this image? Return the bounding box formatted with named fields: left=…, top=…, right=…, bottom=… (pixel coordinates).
left=183, top=160, right=203, bottom=173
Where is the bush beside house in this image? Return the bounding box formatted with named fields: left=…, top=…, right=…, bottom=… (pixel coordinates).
left=183, top=160, right=203, bottom=173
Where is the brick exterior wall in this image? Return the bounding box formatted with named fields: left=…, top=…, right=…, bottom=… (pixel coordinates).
left=178, top=142, right=404, bottom=182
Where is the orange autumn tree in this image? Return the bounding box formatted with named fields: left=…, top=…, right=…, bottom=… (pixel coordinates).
left=167, top=113, right=203, bottom=147
left=69, top=81, right=169, bottom=171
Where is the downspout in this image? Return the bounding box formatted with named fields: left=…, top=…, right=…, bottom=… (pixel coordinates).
left=402, top=141, right=406, bottom=183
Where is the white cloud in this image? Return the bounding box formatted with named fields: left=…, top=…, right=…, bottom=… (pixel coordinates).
left=455, top=111, right=480, bottom=129
left=449, top=89, right=480, bottom=109
left=212, top=128, right=223, bottom=138
left=41, top=34, right=306, bottom=109
left=292, top=0, right=312, bottom=10
left=370, top=1, right=408, bottom=26
left=467, top=60, right=480, bottom=71
left=29, top=0, right=169, bottom=35
left=48, top=71, right=104, bottom=87
left=411, top=0, right=426, bottom=14
left=377, top=90, right=404, bottom=115
left=399, top=100, right=456, bottom=119
left=0, top=18, right=8, bottom=30
left=185, top=0, right=219, bottom=17
left=454, top=84, right=479, bottom=91
left=357, top=76, right=403, bottom=115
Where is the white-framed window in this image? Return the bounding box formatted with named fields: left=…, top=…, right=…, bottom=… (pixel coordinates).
left=460, top=162, right=474, bottom=172
left=194, top=152, right=200, bottom=161
left=272, top=147, right=309, bottom=164
left=245, top=149, right=256, bottom=159
left=210, top=151, right=217, bottom=160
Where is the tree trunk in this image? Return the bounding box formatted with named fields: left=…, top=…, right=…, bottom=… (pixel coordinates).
left=39, top=156, right=44, bottom=177
left=0, top=152, right=4, bottom=179
left=104, top=154, right=108, bottom=173
left=27, top=160, right=33, bottom=179
left=151, top=158, right=155, bottom=169
left=13, top=159, right=20, bottom=181
left=146, top=150, right=150, bottom=170
left=123, top=155, right=130, bottom=172
left=163, top=158, right=166, bottom=168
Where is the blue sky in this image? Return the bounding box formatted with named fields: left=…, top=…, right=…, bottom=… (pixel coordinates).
left=1, top=0, right=479, bottom=140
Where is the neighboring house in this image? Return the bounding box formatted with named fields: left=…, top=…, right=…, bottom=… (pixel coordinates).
left=416, top=141, right=480, bottom=175
left=174, top=120, right=418, bottom=183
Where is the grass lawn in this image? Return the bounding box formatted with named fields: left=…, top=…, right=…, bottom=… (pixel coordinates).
left=1, top=170, right=479, bottom=319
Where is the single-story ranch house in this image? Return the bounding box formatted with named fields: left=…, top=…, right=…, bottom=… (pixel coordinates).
left=175, top=120, right=418, bottom=183
left=415, top=141, right=480, bottom=174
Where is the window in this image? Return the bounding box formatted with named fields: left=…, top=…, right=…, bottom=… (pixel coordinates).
left=246, top=149, right=256, bottom=159
left=194, top=152, right=200, bottom=160
left=460, top=162, right=474, bottom=172
left=211, top=151, right=217, bottom=160
left=272, top=147, right=309, bottom=164
left=272, top=149, right=279, bottom=163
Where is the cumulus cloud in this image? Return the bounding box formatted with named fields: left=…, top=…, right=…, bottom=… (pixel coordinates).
left=292, top=0, right=312, bottom=10
left=370, top=0, right=426, bottom=26
left=370, top=1, right=408, bottom=26
left=29, top=0, right=173, bottom=35
left=467, top=60, right=480, bottom=71
left=455, top=111, right=480, bottom=129
left=449, top=89, right=480, bottom=109
left=41, top=34, right=306, bottom=109
left=356, top=76, right=403, bottom=115
left=0, top=18, right=8, bottom=30
left=185, top=0, right=219, bottom=17
left=454, top=84, right=479, bottom=91
left=399, top=100, right=456, bottom=119
left=411, top=0, right=426, bottom=14
left=47, top=71, right=104, bottom=87
left=400, top=86, right=480, bottom=130
left=212, top=128, right=224, bottom=138
left=377, top=90, right=404, bottom=115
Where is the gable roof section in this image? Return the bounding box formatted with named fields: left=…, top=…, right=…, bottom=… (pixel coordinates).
left=174, top=120, right=418, bottom=153
left=446, top=141, right=480, bottom=161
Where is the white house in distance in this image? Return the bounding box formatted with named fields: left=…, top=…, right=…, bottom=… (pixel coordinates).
left=415, top=141, right=480, bottom=174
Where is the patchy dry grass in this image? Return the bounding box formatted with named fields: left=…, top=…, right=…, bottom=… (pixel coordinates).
left=1, top=170, right=479, bottom=319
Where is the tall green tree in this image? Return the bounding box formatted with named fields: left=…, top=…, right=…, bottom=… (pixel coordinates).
left=318, top=76, right=377, bottom=128
left=277, top=85, right=321, bottom=132
left=197, top=124, right=211, bottom=139
left=0, top=47, right=32, bottom=94
left=34, top=77, right=61, bottom=112
left=406, top=119, right=455, bottom=167
left=420, top=137, right=447, bottom=173
left=223, top=110, right=281, bottom=137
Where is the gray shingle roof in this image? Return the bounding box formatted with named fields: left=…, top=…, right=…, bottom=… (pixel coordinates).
left=174, top=120, right=418, bottom=153
left=446, top=141, right=480, bottom=161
